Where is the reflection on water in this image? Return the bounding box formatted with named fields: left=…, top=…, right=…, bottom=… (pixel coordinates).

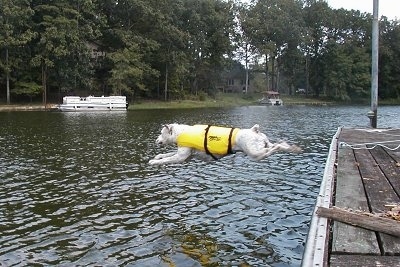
left=0, top=106, right=399, bottom=266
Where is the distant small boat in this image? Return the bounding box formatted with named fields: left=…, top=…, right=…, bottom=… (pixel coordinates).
left=58, top=95, right=128, bottom=111
left=258, top=91, right=283, bottom=106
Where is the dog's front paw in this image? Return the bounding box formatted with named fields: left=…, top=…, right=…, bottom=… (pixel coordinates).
left=154, top=154, right=164, bottom=160
left=149, top=159, right=159, bottom=165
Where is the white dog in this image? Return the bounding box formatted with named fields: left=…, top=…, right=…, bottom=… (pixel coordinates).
left=149, top=123, right=301, bottom=165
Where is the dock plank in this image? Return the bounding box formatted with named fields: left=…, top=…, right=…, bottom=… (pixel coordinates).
left=354, top=148, right=400, bottom=255
left=354, top=148, right=399, bottom=212
left=330, top=255, right=400, bottom=267
left=369, top=146, right=400, bottom=198
left=332, top=147, right=380, bottom=254
left=386, top=149, right=400, bottom=163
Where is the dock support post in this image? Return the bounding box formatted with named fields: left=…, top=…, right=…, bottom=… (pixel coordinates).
left=370, top=0, right=379, bottom=128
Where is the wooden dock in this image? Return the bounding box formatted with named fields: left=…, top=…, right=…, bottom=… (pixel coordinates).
left=302, top=127, right=400, bottom=267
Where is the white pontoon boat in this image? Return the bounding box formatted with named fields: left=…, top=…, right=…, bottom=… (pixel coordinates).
left=58, top=96, right=128, bottom=111
left=258, top=91, right=283, bottom=106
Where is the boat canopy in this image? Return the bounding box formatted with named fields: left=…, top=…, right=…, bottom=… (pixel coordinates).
left=263, top=91, right=280, bottom=98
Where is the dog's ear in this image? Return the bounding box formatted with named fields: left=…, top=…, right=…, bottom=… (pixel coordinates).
left=168, top=124, right=173, bottom=134
left=251, top=124, right=260, bottom=133
left=163, top=124, right=173, bottom=135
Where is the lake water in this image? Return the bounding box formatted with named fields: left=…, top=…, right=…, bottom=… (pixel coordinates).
left=0, top=105, right=399, bottom=267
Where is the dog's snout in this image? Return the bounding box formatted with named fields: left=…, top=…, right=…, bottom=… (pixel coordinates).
left=155, top=136, right=164, bottom=145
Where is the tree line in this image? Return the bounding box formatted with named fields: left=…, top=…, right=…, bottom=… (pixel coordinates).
left=1, top=0, right=399, bottom=104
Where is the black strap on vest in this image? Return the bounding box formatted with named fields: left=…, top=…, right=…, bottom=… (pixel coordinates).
left=204, top=125, right=236, bottom=160
left=204, top=125, right=218, bottom=160
left=227, top=127, right=235, bottom=155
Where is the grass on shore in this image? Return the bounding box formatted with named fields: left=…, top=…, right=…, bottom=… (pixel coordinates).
left=129, top=94, right=254, bottom=110
left=128, top=93, right=335, bottom=110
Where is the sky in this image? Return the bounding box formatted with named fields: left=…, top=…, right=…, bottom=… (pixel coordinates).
left=326, top=0, right=399, bottom=20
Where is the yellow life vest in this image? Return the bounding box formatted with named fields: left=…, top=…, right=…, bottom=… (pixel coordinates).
left=176, top=125, right=239, bottom=158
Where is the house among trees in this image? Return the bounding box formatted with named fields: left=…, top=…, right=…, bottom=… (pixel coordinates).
left=217, top=64, right=255, bottom=94
left=86, top=42, right=106, bottom=59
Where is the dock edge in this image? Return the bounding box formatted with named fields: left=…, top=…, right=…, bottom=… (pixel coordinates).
left=301, top=127, right=341, bottom=267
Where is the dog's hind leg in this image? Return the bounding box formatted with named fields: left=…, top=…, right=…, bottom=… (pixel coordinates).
left=245, top=141, right=301, bottom=161
left=255, top=142, right=301, bottom=161
left=273, top=141, right=302, bottom=154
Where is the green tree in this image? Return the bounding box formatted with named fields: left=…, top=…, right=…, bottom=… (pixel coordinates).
left=108, top=42, right=159, bottom=96
left=235, top=3, right=260, bottom=94
left=98, top=0, right=161, bottom=98
left=30, top=0, right=102, bottom=104
left=302, top=3, right=372, bottom=99
left=138, top=0, right=189, bottom=100
left=318, top=9, right=371, bottom=100
left=320, top=42, right=369, bottom=101
left=12, top=81, right=42, bottom=102
left=1, top=0, right=400, bottom=105
left=379, top=19, right=400, bottom=99
left=241, top=0, right=303, bottom=91
left=180, top=0, right=236, bottom=95
left=302, top=1, right=333, bottom=96
left=0, top=0, right=35, bottom=104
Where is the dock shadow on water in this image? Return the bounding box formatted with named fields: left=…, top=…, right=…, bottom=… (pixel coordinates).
left=0, top=106, right=399, bottom=266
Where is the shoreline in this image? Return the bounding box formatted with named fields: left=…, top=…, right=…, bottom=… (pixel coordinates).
left=0, top=100, right=397, bottom=112
left=0, top=102, right=331, bottom=112
left=0, top=94, right=334, bottom=111
left=0, top=104, right=58, bottom=111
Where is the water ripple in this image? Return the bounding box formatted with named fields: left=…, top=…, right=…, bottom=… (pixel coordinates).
left=0, top=107, right=399, bottom=266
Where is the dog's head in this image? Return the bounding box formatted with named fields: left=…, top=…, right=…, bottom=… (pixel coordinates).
left=155, top=124, right=176, bottom=145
